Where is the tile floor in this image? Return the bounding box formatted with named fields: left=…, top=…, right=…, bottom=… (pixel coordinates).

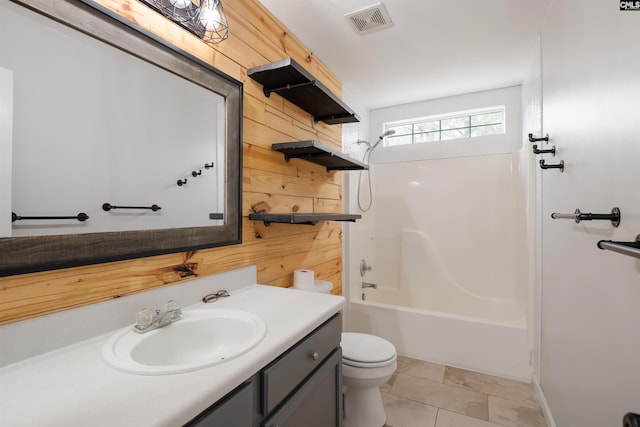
left=380, top=356, right=547, bottom=427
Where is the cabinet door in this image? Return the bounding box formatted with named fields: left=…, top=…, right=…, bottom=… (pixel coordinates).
left=262, top=348, right=342, bottom=427
left=184, top=380, right=254, bottom=427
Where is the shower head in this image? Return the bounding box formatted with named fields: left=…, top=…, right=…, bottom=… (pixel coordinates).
left=355, top=130, right=396, bottom=151
left=371, top=129, right=396, bottom=150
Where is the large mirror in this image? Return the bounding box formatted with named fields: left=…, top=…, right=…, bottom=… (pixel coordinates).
left=0, top=0, right=242, bottom=276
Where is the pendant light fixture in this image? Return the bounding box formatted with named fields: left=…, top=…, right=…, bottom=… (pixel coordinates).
left=143, top=0, right=229, bottom=45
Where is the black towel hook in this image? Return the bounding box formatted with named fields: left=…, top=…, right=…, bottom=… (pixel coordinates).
left=532, top=144, right=556, bottom=156
left=540, top=159, right=564, bottom=172
left=529, top=133, right=549, bottom=143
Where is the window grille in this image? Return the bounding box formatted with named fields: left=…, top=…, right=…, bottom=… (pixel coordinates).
left=383, top=107, right=505, bottom=147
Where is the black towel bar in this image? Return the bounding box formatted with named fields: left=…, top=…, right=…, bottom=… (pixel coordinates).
left=12, top=212, right=89, bottom=223
left=597, top=235, right=640, bottom=259
left=102, top=203, right=161, bottom=212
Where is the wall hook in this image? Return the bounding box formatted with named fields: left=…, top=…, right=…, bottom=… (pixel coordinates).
left=204, top=162, right=214, bottom=169
left=528, top=133, right=549, bottom=143
left=191, top=169, right=202, bottom=177
left=540, top=159, right=564, bottom=172
left=532, top=144, right=556, bottom=156
left=551, top=207, right=620, bottom=227
left=177, top=178, right=188, bottom=186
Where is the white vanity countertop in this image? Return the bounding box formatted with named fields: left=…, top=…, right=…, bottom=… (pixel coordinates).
left=0, top=284, right=345, bottom=427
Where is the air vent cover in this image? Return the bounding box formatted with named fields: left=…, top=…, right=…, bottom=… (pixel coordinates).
left=345, top=2, right=393, bottom=35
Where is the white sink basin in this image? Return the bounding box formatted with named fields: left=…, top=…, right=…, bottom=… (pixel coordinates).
left=102, top=309, right=267, bottom=375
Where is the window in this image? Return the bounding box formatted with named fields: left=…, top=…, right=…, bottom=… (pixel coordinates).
left=383, top=107, right=505, bottom=147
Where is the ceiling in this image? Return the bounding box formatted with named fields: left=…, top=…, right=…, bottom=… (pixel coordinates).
left=258, top=0, right=552, bottom=110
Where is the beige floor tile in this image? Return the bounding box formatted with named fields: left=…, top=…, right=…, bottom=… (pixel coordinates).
left=382, top=392, right=438, bottom=427
left=397, top=356, right=447, bottom=383
left=443, top=367, right=539, bottom=408
left=381, top=372, right=398, bottom=393
left=436, top=409, right=504, bottom=427
left=390, top=373, right=489, bottom=421
left=488, top=396, right=547, bottom=427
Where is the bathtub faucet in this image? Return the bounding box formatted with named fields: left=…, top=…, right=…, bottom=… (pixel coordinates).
left=362, top=281, right=378, bottom=289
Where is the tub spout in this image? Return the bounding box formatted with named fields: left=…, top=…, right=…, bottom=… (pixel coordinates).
left=362, top=281, right=378, bottom=289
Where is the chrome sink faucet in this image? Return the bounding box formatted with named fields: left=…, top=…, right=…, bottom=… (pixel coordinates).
left=134, top=300, right=182, bottom=333
left=362, top=281, right=378, bottom=289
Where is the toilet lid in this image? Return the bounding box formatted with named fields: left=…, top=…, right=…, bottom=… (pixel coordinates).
left=341, top=332, right=396, bottom=364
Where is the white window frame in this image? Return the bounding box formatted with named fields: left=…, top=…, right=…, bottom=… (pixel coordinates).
left=383, top=105, right=506, bottom=147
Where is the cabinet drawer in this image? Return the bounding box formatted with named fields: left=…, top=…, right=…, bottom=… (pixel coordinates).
left=262, top=348, right=342, bottom=427
left=184, top=379, right=254, bottom=426
left=262, top=313, right=341, bottom=414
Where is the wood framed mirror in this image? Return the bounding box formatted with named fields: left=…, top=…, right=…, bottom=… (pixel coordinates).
left=0, top=0, right=242, bottom=276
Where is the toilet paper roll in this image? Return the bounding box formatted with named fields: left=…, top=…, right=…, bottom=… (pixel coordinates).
left=293, top=269, right=314, bottom=290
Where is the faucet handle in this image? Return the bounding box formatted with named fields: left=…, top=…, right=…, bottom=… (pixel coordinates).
left=135, top=308, right=153, bottom=328
left=165, top=300, right=182, bottom=321
left=165, top=300, right=179, bottom=312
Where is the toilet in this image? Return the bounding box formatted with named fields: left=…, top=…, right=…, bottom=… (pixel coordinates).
left=289, top=278, right=397, bottom=426
left=341, top=332, right=397, bottom=427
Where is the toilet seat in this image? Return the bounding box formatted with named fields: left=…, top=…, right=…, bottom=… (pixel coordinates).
left=341, top=332, right=397, bottom=368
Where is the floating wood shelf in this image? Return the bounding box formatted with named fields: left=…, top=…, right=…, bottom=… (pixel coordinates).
left=272, top=140, right=368, bottom=171
left=248, top=213, right=361, bottom=226
left=247, top=58, right=360, bottom=125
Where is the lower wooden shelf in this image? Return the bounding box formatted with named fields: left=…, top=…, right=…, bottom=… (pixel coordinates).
left=248, top=213, right=361, bottom=226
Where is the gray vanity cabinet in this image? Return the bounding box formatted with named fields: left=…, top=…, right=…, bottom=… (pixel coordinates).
left=184, top=313, right=342, bottom=427
left=262, top=348, right=342, bottom=427
left=184, top=379, right=257, bottom=427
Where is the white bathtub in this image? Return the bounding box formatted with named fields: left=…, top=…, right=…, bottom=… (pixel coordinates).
left=349, top=287, right=531, bottom=381
left=348, top=154, right=533, bottom=381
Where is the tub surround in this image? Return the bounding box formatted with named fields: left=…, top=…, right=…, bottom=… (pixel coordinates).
left=351, top=298, right=530, bottom=381
left=0, top=267, right=345, bottom=426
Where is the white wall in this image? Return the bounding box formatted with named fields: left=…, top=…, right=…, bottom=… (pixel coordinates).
left=369, top=86, right=522, bottom=162
left=341, top=83, right=372, bottom=327
left=539, top=0, right=640, bottom=425
left=0, top=67, right=12, bottom=238
left=521, top=36, right=543, bottom=384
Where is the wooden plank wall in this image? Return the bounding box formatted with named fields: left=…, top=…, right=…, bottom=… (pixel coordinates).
left=0, top=0, right=345, bottom=325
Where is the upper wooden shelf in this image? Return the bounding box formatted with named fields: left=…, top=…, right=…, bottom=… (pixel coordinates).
left=247, top=58, right=360, bottom=125
left=272, top=140, right=368, bottom=171
left=248, top=213, right=361, bottom=226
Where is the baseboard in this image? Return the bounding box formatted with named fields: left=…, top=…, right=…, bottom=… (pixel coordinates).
left=533, top=374, right=556, bottom=427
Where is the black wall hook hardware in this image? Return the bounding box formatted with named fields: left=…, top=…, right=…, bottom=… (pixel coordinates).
left=177, top=178, right=188, bottom=186
left=623, top=412, right=640, bottom=427
left=12, top=212, right=89, bottom=223
left=598, top=235, right=640, bottom=260
left=551, top=207, right=620, bottom=227
left=102, top=203, right=161, bottom=212
left=191, top=170, right=202, bottom=177
left=532, top=144, right=556, bottom=156
left=204, top=162, right=214, bottom=169
left=540, top=159, right=564, bottom=172
left=529, top=133, right=549, bottom=143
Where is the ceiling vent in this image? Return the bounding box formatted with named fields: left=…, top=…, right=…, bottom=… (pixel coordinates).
left=345, top=2, right=394, bottom=35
